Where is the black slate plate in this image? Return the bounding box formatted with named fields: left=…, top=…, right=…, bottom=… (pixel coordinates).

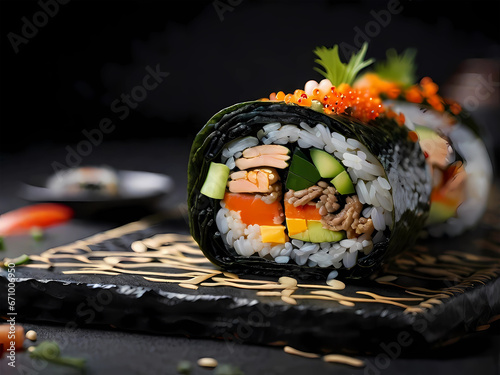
left=1, top=193, right=500, bottom=355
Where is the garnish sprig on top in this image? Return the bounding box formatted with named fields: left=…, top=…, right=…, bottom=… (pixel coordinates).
left=265, top=43, right=389, bottom=123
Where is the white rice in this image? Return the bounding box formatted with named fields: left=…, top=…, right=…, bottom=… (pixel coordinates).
left=225, top=156, right=236, bottom=170
left=221, top=136, right=259, bottom=163
left=216, top=122, right=394, bottom=269
left=327, top=270, right=339, bottom=280
left=275, top=256, right=290, bottom=263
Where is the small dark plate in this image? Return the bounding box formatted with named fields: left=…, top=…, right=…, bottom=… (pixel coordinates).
left=19, top=170, right=174, bottom=215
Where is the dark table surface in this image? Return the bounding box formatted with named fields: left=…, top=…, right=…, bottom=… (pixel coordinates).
left=1, top=137, right=499, bottom=375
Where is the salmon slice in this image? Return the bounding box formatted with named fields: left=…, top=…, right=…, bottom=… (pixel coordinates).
left=235, top=155, right=289, bottom=170
left=228, top=179, right=268, bottom=193
left=242, top=145, right=290, bottom=158
left=230, top=171, right=247, bottom=180
left=228, top=168, right=279, bottom=193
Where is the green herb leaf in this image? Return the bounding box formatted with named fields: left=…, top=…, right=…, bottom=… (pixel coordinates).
left=313, top=43, right=374, bottom=86
left=215, top=364, right=245, bottom=375
left=31, top=227, right=44, bottom=241
left=177, top=360, right=193, bottom=374
left=30, top=341, right=86, bottom=370
left=30, top=341, right=61, bottom=359
left=3, top=254, right=30, bottom=267
left=375, top=48, right=417, bottom=87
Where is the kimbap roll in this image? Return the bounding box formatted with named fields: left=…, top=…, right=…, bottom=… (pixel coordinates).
left=188, top=43, right=433, bottom=279
left=354, top=48, right=494, bottom=236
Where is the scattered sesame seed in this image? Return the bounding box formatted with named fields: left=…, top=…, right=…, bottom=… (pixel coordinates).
left=197, top=357, right=218, bottom=368
left=26, top=330, right=37, bottom=341
left=322, top=354, right=365, bottom=367
left=284, top=346, right=320, bottom=359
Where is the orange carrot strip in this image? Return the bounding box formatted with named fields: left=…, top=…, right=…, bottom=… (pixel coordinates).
left=224, top=193, right=284, bottom=225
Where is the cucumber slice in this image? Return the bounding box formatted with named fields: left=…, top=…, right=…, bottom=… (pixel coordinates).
left=200, top=162, right=230, bottom=199
left=289, top=221, right=344, bottom=243
left=415, top=125, right=439, bottom=140
left=331, top=170, right=355, bottom=195
left=307, top=221, right=344, bottom=243
left=289, top=229, right=310, bottom=242
left=310, top=148, right=345, bottom=178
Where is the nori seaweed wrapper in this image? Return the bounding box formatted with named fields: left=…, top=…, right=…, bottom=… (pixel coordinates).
left=188, top=101, right=432, bottom=279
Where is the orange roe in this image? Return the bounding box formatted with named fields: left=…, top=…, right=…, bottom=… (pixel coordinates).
left=385, top=109, right=406, bottom=127
left=267, top=84, right=384, bottom=122
left=404, top=77, right=454, bottom=113
left=356, top=73, right=462, bottom=117
left=408, top=130, right=419, bottom=143
left=446, top=99, right=462, bottom=115
left=404, top=86, right=423, bottom=103
left=353, top=73, right=401, bottom=99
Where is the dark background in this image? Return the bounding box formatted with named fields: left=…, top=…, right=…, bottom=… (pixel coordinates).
left=1, top=0, right=499, bottom=158
left=1, top=2, right=500, bottom=374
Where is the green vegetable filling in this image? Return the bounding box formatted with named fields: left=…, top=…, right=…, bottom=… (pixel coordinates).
left=285, top=149, right=321, bottom=190
left=310, top=148, right=345, bottom=178
left=200, top=162, right=230, bottom=199
left=331, top=171, right=355, bottom=195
